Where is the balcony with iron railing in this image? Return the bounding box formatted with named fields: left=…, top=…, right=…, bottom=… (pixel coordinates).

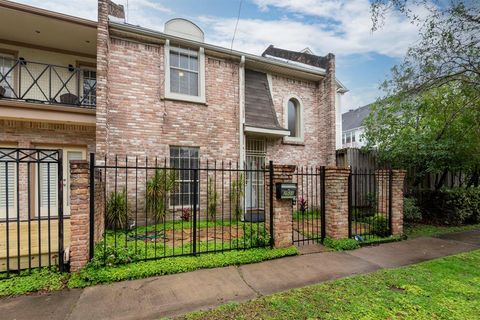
left=0, top=57, right=96, bottom=108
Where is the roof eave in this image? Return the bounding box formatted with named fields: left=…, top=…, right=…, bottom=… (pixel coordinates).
left=108, top=21, right=328, bottom=80
left=244, top=125, right=290, bottom=138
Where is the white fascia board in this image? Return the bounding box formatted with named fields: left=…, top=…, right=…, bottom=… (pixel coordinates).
left=244, top=125, right=290, bottom=137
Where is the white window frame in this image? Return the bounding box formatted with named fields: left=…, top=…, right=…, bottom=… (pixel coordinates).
left=0, top=52, right=16, bottom=98
left=164, top=40, right=206, bottom=104
left=79, top=65, right=96, bottom=106
left=169, top=146, right=200, bottom=207
left=283, top=95, right=305, bottom=143
left=0, top=145, right=18, bottom=221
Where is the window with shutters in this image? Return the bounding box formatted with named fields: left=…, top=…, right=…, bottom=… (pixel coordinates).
left=0, top=149, right=17, bottom=220
left=34, top=147, right=86, bottom=217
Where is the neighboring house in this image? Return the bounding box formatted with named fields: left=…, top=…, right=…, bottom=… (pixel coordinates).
left=0, top=0, right=347, bottom=221
left=341, top=104, right=372, bottom=149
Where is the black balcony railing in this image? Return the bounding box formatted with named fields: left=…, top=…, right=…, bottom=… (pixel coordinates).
left=0, top=58, right=96, bottom=108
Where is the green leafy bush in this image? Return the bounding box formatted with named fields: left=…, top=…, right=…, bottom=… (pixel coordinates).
left=230, top=174, right=244, bottom=220
left=106, top=189, right=129, bottom=230
left=418, top=187, right=480, bottom=225
left=323, top=238, right=360, bottom=251
left=403, top=197, right=422, bottom=223
left=366, top=215, right=389, bottom=237
left=207, top=177, right=218, bottom=221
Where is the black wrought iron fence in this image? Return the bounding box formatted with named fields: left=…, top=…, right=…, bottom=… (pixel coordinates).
left=0, top=57, right=96, bottom=107
left=0, top=148, right=64, bottom=277
left=292, top=166, right=325, bottom=244
left=348, top=168, right=392, bottom=240
left=90, top=154, right=274, bottom=267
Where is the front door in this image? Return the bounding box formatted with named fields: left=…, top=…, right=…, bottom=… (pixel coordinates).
left=36, top=147, right=86, bottom=217
left=245, top=138, right=266, bottom=211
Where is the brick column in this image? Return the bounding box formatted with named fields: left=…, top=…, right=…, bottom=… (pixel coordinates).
left=266, top=164, right=296, bottom=248
left=69, top=160, right=90, bottom=272
left=324, top=167, right=350, bottom=239
left=376, top=169, right=407, bottom=236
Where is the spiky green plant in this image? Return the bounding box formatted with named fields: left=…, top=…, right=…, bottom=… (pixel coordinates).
left=230, top=173, right=244, bottom=220
left=146, top=168, right=176, bottom=222
left=207, top=177, right=218, bottom=221
left=106, top=189, right=129, bottom=230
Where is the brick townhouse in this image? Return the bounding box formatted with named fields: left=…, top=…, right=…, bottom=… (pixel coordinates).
left=0, top=0, right=346, bottom=234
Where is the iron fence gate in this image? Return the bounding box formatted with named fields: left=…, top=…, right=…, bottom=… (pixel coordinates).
left=348, top=168, right=393, bottom=240
left=0, top=148, right=64, bottom=276
left=292, top=166, right=326, bottom=245
left=89, top=154, right=275, bottom=266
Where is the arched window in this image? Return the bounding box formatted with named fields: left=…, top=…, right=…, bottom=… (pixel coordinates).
left=283, top=95, right=304, bottom=142
left=287, top=99, right=300, bottom=137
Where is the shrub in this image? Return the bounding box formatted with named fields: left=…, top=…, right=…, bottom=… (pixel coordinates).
left=146, top=168, right=176, bottom=223
left=106, top=189, right=129, bottom=230
left=366, top=215, right=389, bottom=237
left=298, top=196, right=308, bottom=214
left=403, top=197, right=422, bottom=223
left=417, top=187, right=480, bottom=225
left=180, top=208, right=191, bottom=222
left=323, top=238, right=360, bottom=251
left=230, top=174, right=245, bottom=220
left=207, top=177, right=218, bottom=221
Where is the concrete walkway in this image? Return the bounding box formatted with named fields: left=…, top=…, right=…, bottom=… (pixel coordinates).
left=1, top=230, right=479, bottom=320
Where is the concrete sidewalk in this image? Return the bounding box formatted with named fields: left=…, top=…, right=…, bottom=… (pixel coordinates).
left=1, top=230, right=479, bottom=320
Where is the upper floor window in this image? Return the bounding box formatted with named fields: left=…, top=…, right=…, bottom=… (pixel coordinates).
left=0, top=53, right=15, bottom=98
left=165, top=41, right=205, bottom=104
left=288, top=99, right=299, bottom=137
left=81, top=67, right=96, bottom=106
left=170, top=47, right=198, bottom=96
left=284, top=96, right=304, bottom=143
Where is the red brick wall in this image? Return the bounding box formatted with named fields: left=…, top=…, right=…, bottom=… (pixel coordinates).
left=69, top=160, right=90, bottom=271
left=97, top=37, right=240, bottom=161
left=267, top=76, right=326, bottom=166
left=324, top=167, right=350, bottom=239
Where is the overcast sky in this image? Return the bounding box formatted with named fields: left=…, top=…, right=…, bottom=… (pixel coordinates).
left=15, top=0, right=424, bottom=112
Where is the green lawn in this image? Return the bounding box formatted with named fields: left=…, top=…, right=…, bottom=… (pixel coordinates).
left=405, top=223, right=480, bottom=238
left=181, top=249, right=480, bottom=320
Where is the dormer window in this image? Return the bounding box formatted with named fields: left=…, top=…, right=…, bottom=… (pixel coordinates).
left=165, top=41, right=206, bottom=104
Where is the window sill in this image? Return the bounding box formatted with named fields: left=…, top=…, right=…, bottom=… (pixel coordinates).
left=163, top=93, right=207, bottom=105
left=282, top=138, right=305, bottom=146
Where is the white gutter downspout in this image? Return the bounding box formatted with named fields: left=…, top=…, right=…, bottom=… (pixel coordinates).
left=239, top=55, right=246, bottom=169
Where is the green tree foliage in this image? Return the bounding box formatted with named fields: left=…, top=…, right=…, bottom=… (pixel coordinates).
left=364, top=84, right=480, bottom=187
left=366, top=1, right=480, bottom=187
left=371, top=1, right=480, bottom=94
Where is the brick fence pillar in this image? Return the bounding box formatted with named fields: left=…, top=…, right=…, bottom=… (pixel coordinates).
left=376, top=169, right=407, bottom=236
left=69, top=160, right=90, bottom=272
left=266, top=164, right=296, bottom=248
left=324, top=167, right=350, bottom=239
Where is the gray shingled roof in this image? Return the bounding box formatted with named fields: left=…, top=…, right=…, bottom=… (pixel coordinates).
left=342, top=104, right=372, bottom=131
left=262, top=45, right=331, bottom=70
left=244, top=69, right=285, bottom=131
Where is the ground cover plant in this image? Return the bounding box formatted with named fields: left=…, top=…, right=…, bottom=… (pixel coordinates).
left=181, top=249, right=480, bottom=320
